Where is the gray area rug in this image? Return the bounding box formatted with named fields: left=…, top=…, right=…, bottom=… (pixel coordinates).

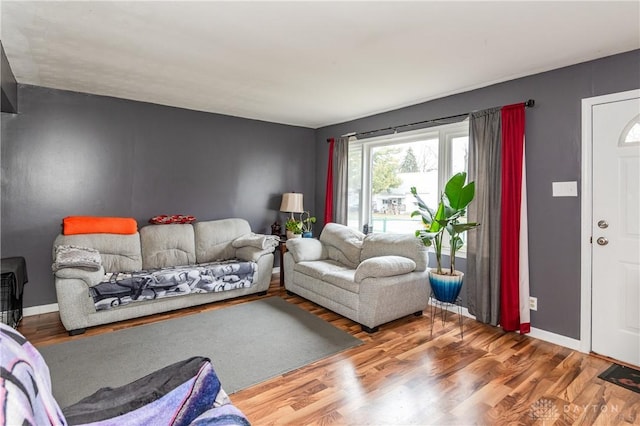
left=39, top=297, right=362, bottom=408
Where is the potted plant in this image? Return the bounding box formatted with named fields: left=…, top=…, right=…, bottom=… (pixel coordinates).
left=300, top=211, right=316, bottom=238
left=410, top=172, right=480, bottom=303
left=285, top=217, right=302, bottom=239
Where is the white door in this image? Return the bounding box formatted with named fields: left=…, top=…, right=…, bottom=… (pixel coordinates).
left=590, top=91, right=640, bottom=366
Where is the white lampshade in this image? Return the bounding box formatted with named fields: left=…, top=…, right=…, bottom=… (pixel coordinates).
left=280, top=193, right=304, bottom=213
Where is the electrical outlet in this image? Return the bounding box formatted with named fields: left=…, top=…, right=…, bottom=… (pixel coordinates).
left=529, top=296, right=538, bottom=311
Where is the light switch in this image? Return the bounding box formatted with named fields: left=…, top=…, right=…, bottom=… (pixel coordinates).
left=552, top=181, right=578, bottom=197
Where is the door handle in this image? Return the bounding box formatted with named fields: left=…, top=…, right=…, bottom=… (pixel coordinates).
left=596, top=237, right=609, bottom=246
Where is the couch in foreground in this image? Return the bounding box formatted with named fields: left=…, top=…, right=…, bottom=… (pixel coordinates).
left=52, top=218, right=275, bottom=335
left=284, top=223, right=430, bottom=332
left=0, top=322, right=249, bottom=426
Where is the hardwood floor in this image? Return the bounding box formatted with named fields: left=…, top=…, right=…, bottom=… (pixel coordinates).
left=18, top=277, right=640, bottom=425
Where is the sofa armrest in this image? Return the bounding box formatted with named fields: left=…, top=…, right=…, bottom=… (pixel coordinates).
left=235, top=246, right=274, bottom=262
left=354, top=255, right=416, bottom=283
left=232, top=233, right=279, bottom=250
left=54, top=266, right=105, bottom=287
left=285, top=238, right=327, bottom=262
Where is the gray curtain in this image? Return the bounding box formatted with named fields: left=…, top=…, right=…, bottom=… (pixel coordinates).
left=467, top=108, right=502, bottom=325
left=333, top=137, right=349, bottom=225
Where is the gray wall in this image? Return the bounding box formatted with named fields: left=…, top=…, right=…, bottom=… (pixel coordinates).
left=1, top=43, right=18, bottom=113
left=2, top=50, right=638, bottom=339
left=1, top=85, right=315, bottom=307
left=315, top=49, right=640, bottom=340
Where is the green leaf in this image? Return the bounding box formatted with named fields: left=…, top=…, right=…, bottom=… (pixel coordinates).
left=411, top=186, right=431, bottom=210
left=452, top=235, right=464, bottom=252
left=412, top=211, right=434, bottom=226
left=430, top=202, right=445, bottom=233
left=445, top=172, right=476, bottom=211
left=451, top=222, right=480, bottom=233
left=415, top=230, right=437, bottom=247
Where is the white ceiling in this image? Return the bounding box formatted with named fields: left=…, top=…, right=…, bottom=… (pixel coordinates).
left=1, top=1, right=639, bottom=128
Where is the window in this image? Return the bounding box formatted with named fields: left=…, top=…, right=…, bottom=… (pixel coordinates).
left=347, top=120, right=469, bottom=250
left=620, top=114, right=640, bottom=145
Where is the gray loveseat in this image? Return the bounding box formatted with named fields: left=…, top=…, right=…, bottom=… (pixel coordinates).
left=283, top=223, right=430, bottom=332
left=53, top=218, right=274, bottom=335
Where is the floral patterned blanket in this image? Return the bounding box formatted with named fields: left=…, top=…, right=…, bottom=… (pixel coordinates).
left=89, top=259, right=256, bottom=311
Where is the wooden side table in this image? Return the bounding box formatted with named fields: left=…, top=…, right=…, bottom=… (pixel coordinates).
left=279, top=237, right=287, bottom=287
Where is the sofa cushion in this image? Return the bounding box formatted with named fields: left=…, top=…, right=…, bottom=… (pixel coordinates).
left=322, top=269, right=359, bottom=293
left=291, top=271, right=359, bottom=311
left=286, top=238, right=327, bottom=262
left=294, top=260, right=348, bottom=281
left=194, top=219, right=252, bottom=263
left=354, top=255, right=416, bottom=283
left=140, top=224, right=196, bottom=270
left=53, top=233, right=142, bottom=273
left=361, top=233, right=428, bottom=272
left=319, top=223, right=364, bottom=268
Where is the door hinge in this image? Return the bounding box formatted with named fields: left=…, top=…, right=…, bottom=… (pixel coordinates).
left=590, top=236, right=592, bottom=244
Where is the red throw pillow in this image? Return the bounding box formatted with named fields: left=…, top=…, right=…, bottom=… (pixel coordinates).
left=149, top=215, right=196, bottom=225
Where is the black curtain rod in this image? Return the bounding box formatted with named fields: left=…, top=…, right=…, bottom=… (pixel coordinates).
left=327, top=99, right=535, bottom=142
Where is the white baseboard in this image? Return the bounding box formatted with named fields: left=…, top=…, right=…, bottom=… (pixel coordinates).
left=527, top=327, right=582, bottom=351
left=23, top=303, right=59, bottom=316
left=428, top=300, right=582, bottom=351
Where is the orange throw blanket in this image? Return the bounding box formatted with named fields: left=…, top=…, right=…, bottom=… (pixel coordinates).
left=63, top=216, right=138, bottom=235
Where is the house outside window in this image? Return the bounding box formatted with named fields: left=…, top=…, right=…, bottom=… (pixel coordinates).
left=347, top=120, right=469, bottom=251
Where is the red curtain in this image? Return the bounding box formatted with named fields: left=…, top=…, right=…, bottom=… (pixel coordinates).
left=500, top=103, right=526, bottom=332
left=324, top=138, right=335, bottom=224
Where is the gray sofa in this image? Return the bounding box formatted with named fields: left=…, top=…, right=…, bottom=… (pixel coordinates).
left=283, top=223, right=430, bottom=332
left=53, top=218, right=274, bottom=335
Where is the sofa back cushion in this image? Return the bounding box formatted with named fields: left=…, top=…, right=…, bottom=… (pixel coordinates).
left=140, top=224, right=196, bottom=270
left=319, top=223, right=364, bottom=268
left=354, top=255, right=417, bottom=283
left=361, top=233, right=429, bottom=272
left=194, top=219, right=252, bottom=263
left=286, top=238, right=327, bottom=262
left=53, top=233, right=142, bottom=273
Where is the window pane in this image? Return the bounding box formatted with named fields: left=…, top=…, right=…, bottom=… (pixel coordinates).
left=370, top=139, right=438, bottom=234
left=347, top=145, right=362, bottom=230
left=412, top=139, right=439, bottom=210
left=451, top=136, right=469, bottom=175
left=450, top=135, right=470, bottom=250
left=624, top=122, right=640, bottom=144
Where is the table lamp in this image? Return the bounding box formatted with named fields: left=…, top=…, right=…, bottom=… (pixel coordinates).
left=280, top=193, right=304, bottom=220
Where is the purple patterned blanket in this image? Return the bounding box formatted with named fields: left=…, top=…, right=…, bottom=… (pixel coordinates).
left=89, top=259, right=256, bottom=311
left=0, top=322, right=250, bottom=425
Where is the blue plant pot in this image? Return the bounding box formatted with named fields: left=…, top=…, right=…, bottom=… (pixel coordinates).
left=302, top=231, right=313, bottom=238
left=428, top=270, right=464, bottom=304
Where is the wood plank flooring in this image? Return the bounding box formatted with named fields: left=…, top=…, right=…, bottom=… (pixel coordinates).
left=18, top=277, right=640, bottom=425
